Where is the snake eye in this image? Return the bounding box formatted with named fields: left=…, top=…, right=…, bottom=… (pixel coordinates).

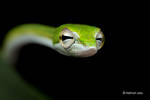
left=96, top=31, right=104, bottom=50
left=60, top=28, right=75, bottom=49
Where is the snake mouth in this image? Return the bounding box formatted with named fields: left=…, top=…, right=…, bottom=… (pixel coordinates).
left=74, top=47, right=97, bottom=57
left=66, top=44, right=97, bottom=57
left=54, top=43, right=97, bottom=57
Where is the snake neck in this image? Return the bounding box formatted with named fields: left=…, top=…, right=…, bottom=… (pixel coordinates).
left=1, top=24, right=58, bottom=65
left=2, top=34, right=54, bottom=65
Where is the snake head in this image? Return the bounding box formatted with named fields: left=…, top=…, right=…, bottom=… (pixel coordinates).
left=54, top=24, right=104, bottom=57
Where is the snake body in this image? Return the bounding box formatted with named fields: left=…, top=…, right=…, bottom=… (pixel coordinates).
left=0, top=24, right=104, bottom=100
left=1, top=24, right=104, bottom=64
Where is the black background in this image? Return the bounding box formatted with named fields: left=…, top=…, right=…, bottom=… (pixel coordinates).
left=0, top=1, right=147, bottom=100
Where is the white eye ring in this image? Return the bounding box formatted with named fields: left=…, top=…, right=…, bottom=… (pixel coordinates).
left=96, top=31, right=104, bottom=49
left=60, top=28, right=75, bottom=49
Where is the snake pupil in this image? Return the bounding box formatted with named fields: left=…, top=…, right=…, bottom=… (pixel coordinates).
left=62, top=35, right=73, bottom=41
left=96, top=38, right=102, bottom=41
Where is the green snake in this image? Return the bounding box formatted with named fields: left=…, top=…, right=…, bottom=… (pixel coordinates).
left=0, top=24, right=104, bottom=100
